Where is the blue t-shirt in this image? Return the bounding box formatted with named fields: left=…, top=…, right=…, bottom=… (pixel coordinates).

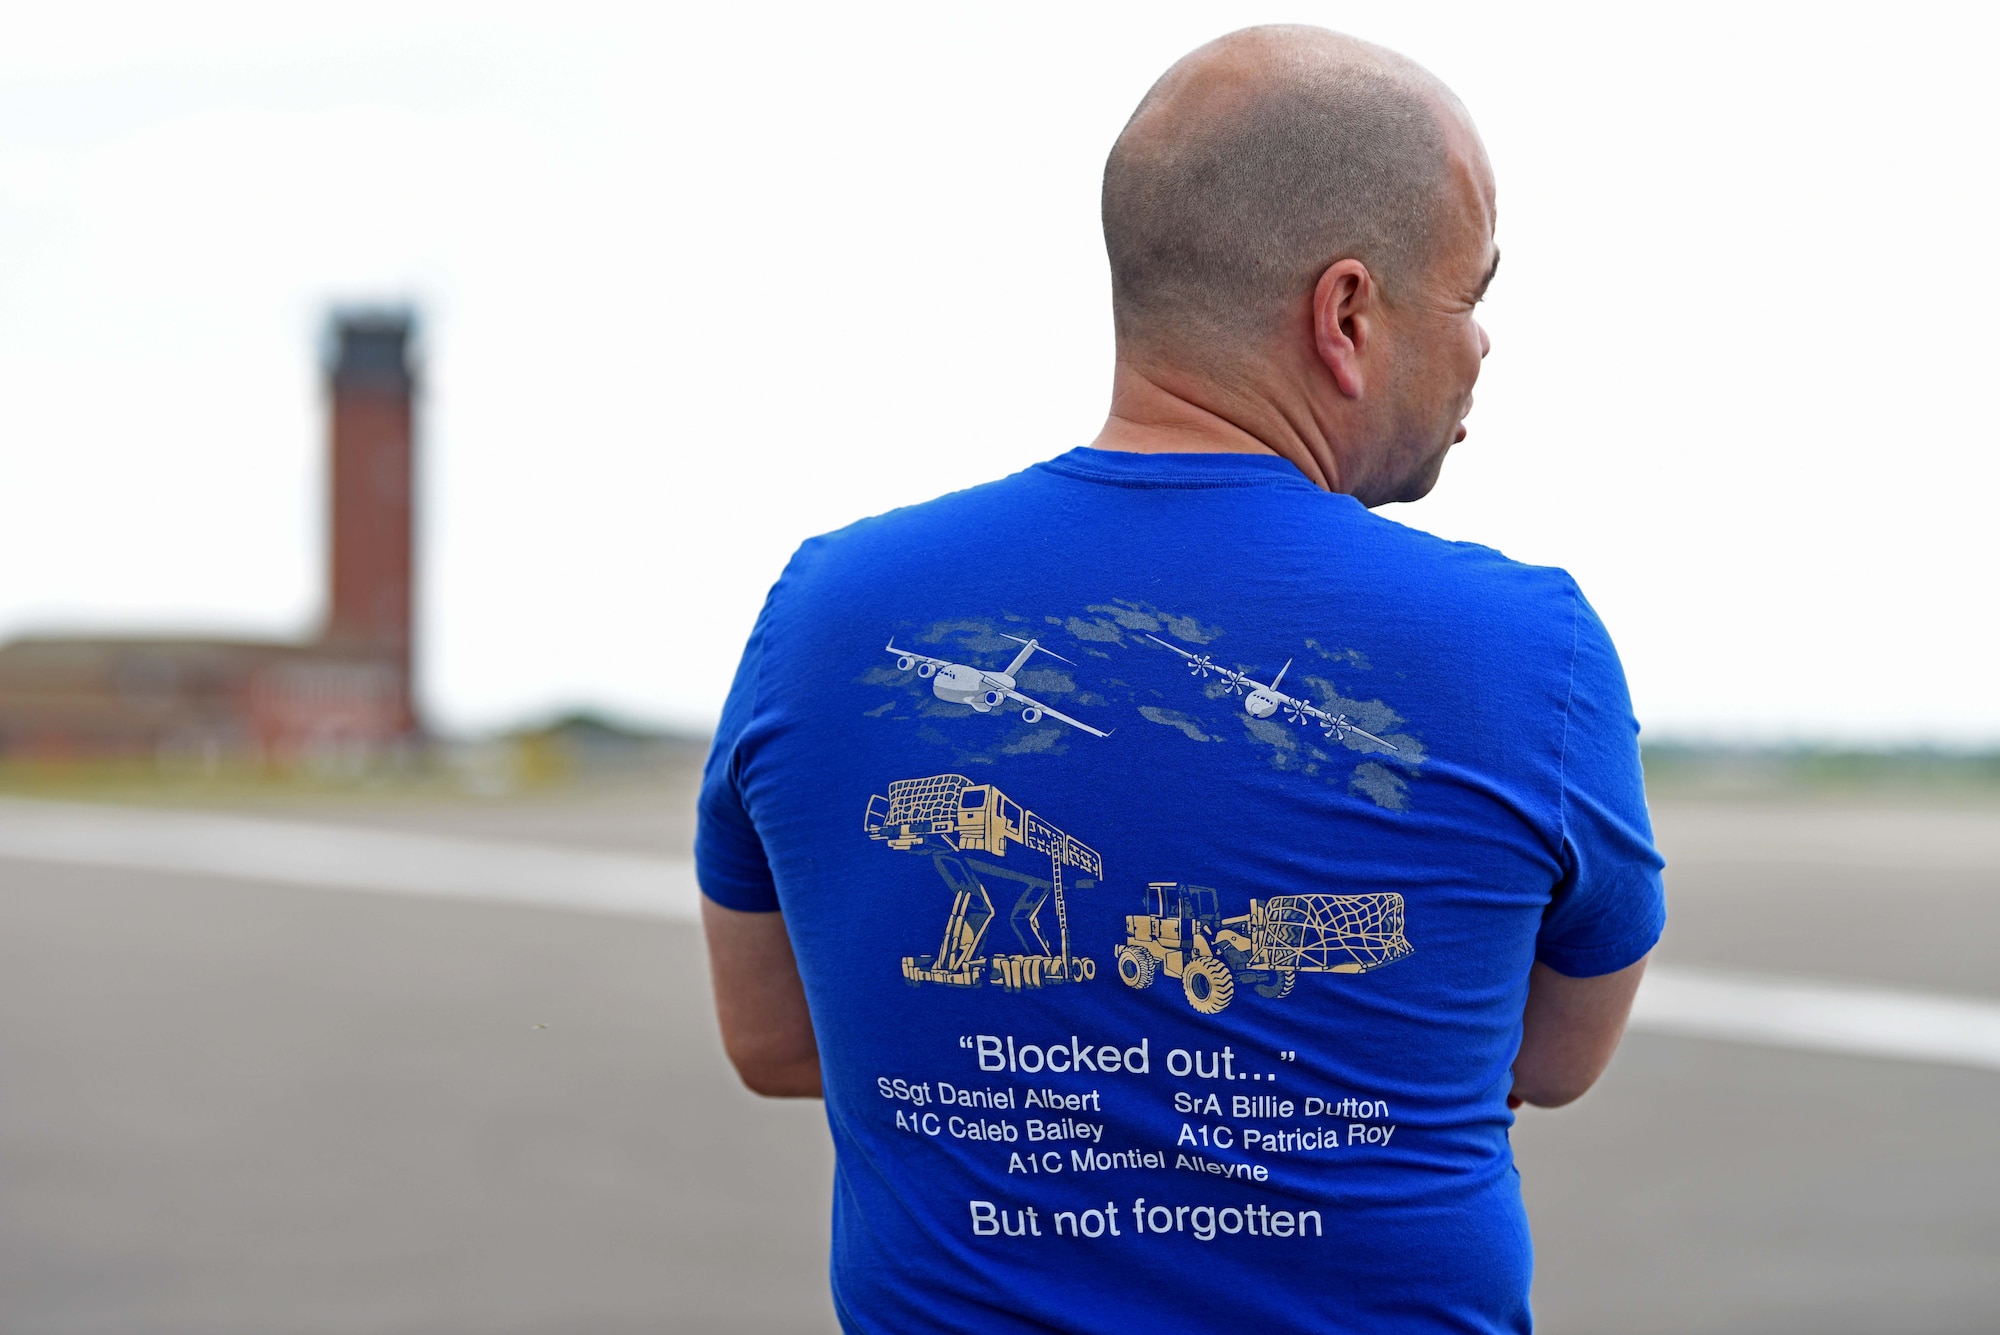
left=697, top=449, right=1665, bottom=1335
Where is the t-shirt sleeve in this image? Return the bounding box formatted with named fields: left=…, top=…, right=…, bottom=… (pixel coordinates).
left=694, top=586, right=781, bottom=914
left=1535, top=585, right=1667, bottom=977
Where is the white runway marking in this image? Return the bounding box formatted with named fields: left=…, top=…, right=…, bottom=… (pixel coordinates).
left=1631, top=966, right=2000, bottom=1074
left=5, top=798, right=2000, bottom=1073
left=0, top=797, right=700, bottom=922
left=1655, top=802, right=2000, bottom=873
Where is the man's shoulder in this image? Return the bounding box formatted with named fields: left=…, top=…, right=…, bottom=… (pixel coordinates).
left=1343, top=504, right=1584, bottom=624
left=778, top=462, right=1057, bottom=574
left=777, top=458, right=1586, bottom=634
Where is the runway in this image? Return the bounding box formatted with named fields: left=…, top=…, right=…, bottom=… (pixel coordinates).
left=7, top=795, right=1995, bottom=1074
left=1, top=783, right=1995, bottom=1331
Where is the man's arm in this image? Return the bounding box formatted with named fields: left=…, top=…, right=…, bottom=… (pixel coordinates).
left=701, top=897, right=822, bottom=1098
left=1509, top=954, right=1647, bottom=1108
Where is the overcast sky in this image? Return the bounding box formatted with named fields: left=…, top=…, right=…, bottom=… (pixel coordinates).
left=3, top=2, right=1995, bottom=742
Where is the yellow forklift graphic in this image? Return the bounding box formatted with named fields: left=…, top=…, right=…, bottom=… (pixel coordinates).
left=864, top=773, right=1102, bottom=992
left=1117, top=882, right=1413, bottom=1014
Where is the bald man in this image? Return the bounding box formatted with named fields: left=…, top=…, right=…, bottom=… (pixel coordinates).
left=698, top=26, right=1662, bottom=1334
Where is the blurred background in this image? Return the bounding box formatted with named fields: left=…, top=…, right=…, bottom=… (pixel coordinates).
left=1, top=3, right=1995, bottom=1332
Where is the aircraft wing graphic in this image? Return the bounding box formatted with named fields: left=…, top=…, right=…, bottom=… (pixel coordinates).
left=1292, top=698, right=1397, bottom=751
left=1002, top=688, right=1111, bottom=738
left=885, top=640, right=954, bottom=671
left=1145, top=633, right=1206, bottom=662
left=1144, top=633, right=1255, bottom=690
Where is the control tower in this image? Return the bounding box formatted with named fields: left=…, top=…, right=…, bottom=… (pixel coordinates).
left=0, top=308, right=425, bottom=763
left=323, top=311, right=419, bottom=736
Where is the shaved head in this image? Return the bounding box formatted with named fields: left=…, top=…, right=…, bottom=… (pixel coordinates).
left=1104, top=26, right=1470, bottom=356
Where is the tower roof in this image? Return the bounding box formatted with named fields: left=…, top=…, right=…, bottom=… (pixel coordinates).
left=326, top=309, right=415, bottom=387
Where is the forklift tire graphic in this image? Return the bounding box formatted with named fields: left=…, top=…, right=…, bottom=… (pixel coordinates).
left=1254, top=969, right=1298, bottom=999
left=1182, top=956, right=1236, bottom=1014
left=1117, top=945, right=1157, bottom=990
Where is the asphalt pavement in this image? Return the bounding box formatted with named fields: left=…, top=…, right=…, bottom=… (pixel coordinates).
left=0, top=777, right=1994, bottom=1333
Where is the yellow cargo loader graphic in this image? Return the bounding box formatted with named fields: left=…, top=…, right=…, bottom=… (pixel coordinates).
left=1117, top=882, right=1413, bottom=1014
left=864, top=773, right=1102, bottom=992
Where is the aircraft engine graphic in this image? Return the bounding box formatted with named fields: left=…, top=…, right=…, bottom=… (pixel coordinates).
left=1146, top=633, right=1398, bottom=751
left=884, top=634, right=1110, bottom=738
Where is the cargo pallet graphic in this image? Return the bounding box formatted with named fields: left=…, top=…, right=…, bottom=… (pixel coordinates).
left=1118, top=881, right=1413, bottom=1014
left=865, top=773, right=1101, bottom=991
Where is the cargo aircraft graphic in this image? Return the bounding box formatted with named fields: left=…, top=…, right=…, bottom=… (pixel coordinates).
left=886, top=635, right=1110, bottom=737
left=1146, top=634, right=1397, bottom=750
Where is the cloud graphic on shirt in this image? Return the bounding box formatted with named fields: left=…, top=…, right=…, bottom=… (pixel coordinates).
left=1001, top=728, right=1065, bottom=755
left=1016, top=668, right=1075, bottom=696
left=1350, top=762, right=1410, bottom=811
left=1299, top=675, right=1426, bottom=765
left=1242, top=716, right=1299, bottom=756
left=1138, top=706, right=1221, bottom=742
left=864, top=613, right=1118, bottom=765
left=913, top=619, right=1017, bottom=654
left=1304, top=638, right=1372, bottom=671
left=1071, top=600, right=1222, bottom=646
left=1064, top=616, right=1126, bottom=645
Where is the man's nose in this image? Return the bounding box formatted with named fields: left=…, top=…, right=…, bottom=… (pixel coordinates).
left=1477, top=321, right=1491, bottom=359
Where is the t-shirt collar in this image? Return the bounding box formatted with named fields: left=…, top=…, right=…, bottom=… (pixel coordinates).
left=1037, top=447, right=1328, bottom=492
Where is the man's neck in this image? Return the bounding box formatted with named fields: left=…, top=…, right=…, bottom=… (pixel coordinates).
left=1086, top=360, right=1340, bottom=491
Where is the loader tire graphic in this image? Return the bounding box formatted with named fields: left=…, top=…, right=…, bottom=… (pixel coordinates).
left=1182, top=956, right=1236, bottom=1014
left=1116, top=945, right=1158, bottom=990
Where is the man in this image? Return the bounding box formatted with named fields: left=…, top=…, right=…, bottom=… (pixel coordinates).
left=697, top=25, right=1662, bottom=1334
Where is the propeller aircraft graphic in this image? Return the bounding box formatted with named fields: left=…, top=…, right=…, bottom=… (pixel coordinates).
left=886, top=634, right=1110, bottom=738
left=1145, top=634, right=1397, bottom=751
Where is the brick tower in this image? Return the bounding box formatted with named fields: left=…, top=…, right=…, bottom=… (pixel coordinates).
left=323, top=311, right=419, bottom=736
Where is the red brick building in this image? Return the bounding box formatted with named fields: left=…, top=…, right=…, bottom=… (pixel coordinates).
left=0, top=312, right=423, bottom=766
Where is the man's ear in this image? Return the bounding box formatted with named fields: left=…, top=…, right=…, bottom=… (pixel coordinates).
left=1312, top=259, right=1376, bottom=399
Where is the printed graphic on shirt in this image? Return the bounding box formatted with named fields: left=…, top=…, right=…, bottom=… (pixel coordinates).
left=884, top=635, right=1110, bottom=737
left=1115, top=882, right=1413, bottom=1016
left=877, top=1016, right=1406, bottom=1239
left=861, top=619, right=1112, bottom=765
left=865, top=773, right=1103, bottom=993
left=1145, top=635, right=1397, bottom=751
left=1089, top=600, right=1420, bottom=811
left=862, top=602, right=1423, bottom=809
